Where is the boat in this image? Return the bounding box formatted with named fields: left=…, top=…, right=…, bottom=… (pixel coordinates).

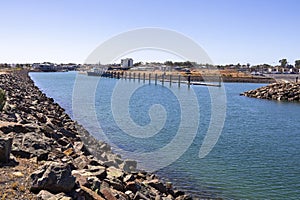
left=87, top=66, right=108, bottom=76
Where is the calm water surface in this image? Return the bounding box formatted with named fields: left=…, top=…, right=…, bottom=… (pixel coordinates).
left=30, top=72, right=300, bottom=199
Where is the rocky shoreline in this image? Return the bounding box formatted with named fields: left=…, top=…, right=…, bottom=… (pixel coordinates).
left=241, top=82, right=300, bottom=102
left=0, top=70, right=196, bottom=200
left=221, top=76, right=275, bottom=83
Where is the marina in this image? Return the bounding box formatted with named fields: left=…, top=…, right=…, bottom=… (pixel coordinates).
left=29, top=71, right=300, bottom=200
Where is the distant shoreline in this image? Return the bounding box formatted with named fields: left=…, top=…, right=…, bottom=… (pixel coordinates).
left=85, top=69, right=277, bottom=84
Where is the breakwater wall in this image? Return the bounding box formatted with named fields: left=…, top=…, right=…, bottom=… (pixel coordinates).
left=0, top=70, right=195, bottom=200
left=241, top=82, right=300, bottom=102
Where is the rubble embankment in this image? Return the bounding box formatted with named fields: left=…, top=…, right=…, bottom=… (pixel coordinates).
left=0, top=70, right=193, bottom=200
left=241, top=82, right=300, bottom=102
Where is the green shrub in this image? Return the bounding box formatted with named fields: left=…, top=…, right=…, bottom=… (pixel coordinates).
left=0, top=89, right=5, bottom=111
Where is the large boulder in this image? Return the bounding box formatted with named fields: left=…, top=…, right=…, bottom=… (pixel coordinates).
left=30, top=161, right=76, bottom=193
left=11, top=131, right=53, bottom=160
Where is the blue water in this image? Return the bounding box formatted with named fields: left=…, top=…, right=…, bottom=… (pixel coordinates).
left=30, top=72, right=300, bottom=199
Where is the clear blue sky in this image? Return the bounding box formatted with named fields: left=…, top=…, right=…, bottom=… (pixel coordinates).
left=0, top=0, right=299, bottom=65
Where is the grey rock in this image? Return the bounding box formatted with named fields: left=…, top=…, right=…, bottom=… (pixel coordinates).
left=37, top=190, right=72, bottom=200
left=122, top=159, right=137, bottom=172
left=123, top=174, right=135, bottom=182
left=107, top=166, right=124, bottom=179
left=73, top=155, right=89, bottom=169
left=30, top=161, right=76, bottom=193
left=134, top=191, right=150, bottom=200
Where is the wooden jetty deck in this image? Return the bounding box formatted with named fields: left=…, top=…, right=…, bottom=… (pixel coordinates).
left=86, top=70, right=222, bottom=87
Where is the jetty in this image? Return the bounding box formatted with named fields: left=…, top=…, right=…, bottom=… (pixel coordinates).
left=87, top=70, right=222, bottom=87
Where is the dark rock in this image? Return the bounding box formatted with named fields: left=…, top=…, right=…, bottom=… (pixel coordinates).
left=11, top=131, right=53, bottom=159
left=0, top=124, right=35, bottom=134
left=30, top=161, right=76, bottom=193
left=107, top=178, right=125, bottom=192
left=11, top=149, right=31, bottom=158
left=173, top=190, right=185, bottom=198
left=86, top=176, right=101, bottom=192
left=59, top=128, right=77, bottom=139
left=57, top=137, right=70, bottom=146
left=125, top=181, right=140, bottom=193
left=0, top=137, right=13, bottom=163
left=145, top=179, right=167, bottom=194
left=36, top=149, right=49, bottom=161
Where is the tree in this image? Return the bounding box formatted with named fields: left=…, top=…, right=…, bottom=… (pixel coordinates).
left=133, top=62, right=142, bottom=67
left=279, top=59, right=288, bottom=68
left=164, top=61, right=173, bottom=66
left=295, top=60, right=300, bottom=68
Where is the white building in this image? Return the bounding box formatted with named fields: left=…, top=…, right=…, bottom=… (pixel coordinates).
left=121, top=58, right=133, bottom=68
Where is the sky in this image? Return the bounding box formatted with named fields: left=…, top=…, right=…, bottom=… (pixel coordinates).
left=0, top=0, right=299, bottom=65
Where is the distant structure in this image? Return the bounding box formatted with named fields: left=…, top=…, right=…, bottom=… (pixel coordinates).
left=32, top=63, right=55, bottom=71
left=121, top=58, right=133, bottom=68
left=31, top=62, right=78, bottom=72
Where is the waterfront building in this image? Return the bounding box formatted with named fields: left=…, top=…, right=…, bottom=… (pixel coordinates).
left=121, top=58, right=133, bottom=68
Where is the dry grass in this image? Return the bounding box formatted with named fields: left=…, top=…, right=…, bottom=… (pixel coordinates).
left=0, top=158, right=41, bottom=200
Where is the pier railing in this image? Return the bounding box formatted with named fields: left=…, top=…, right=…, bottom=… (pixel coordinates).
left=98, top=71, right=221, bottom=87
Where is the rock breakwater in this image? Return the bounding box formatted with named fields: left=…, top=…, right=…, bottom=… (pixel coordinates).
left=0, top=70, right=194, bottom=200
left=241, top=82, right=300, bottom=102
